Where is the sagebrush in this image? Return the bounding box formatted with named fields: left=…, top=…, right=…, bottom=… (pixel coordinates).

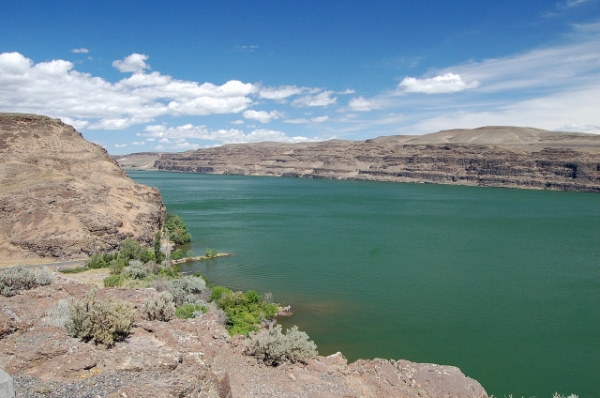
left=245, top=324, right=318, bottom=366
left=0, top=266, right=52, bottom=296
left=65, top=290, right=135, bottom=346
left=144, top=291, right=176, bottom=321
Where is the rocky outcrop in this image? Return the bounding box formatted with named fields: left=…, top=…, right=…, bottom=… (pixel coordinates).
left=127, top=126, right=600, bottom=193
left=0, top=114, right=166, bottom=266
left=0, top=276, right=488, bottom=397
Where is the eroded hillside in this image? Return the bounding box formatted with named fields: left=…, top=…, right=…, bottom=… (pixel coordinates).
left=0, top=114, right=166, bottom=266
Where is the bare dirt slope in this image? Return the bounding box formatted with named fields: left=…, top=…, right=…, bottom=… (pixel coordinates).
left=121, top=126, right=600, bottom=192
left=0, top=114, right=166, bottom=267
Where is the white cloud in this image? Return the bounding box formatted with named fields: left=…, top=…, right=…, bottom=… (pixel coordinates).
left=348, top=96, right=379, bottom=111
left=292, top=90, right=337, bottom=107
left=142, top=123, right=323, bottom=145
left=0, top=52, right=257, bottom=128
left=114, top=143, right=127, bottom=148
left=231, top=119, right=245, bottom=124
left=112, top=53, right=150, bottom=73
left=311, top=116, right=329, bottom=122
left=557, top=123, right=600, bottom=134
left=132, top=141, right=145, bottom=145
left=243, top=109, right=282, bottom=123
left=71, top=48, right=89, bottom=54
left=398, top=73, right=479, bottom=94
left=258, top=85, right=307, bottom=100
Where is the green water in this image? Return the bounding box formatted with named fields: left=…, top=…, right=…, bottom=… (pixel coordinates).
left=129, top=171, right=599, bottom=397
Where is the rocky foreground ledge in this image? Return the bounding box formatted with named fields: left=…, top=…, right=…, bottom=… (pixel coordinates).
left=0, top=274, right=488, bottom=398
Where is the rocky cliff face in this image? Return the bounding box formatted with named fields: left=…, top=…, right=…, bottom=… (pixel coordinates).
left=0, top=114, right=166, bottom=266
left=123, top=126, right=600, bottom=193
left=0, top=275, right=489, bottom=397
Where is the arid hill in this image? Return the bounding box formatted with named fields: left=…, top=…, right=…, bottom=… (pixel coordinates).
left=118, top=126, right=600, bottom=193
left=0, top=114, right=166, bottom=266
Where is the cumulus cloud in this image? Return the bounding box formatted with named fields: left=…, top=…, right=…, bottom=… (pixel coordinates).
left=292, top=90, right=337, bottom=107
left=0, top=52, right=257, bottom=128
left=243, top=109, right=282, bottom=123
left=348, top=96, right=379, bottom=111
left=71, top=48, right=89, bottom=54
left=398, top=73, right=479, bottom=94
left=112, top=53, right=151, bottom=73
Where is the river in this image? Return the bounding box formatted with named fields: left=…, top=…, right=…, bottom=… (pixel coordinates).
left=129, top=171, right=599, bottom=397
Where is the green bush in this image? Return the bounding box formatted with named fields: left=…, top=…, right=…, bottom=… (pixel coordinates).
left=171, top=248, right=184, bottom=260
left=245, top=324, right=318, bottom=366
left=103, top=274, right=125, bottom=288
left=175, top=303, right=207, bottom=319
left=205, top=248, right=218, bottom=258
left=144, top=291, right=176, bottom=321
left=164, top=214, right=192, bottom=245
left=65, top=291, right=135, bottom=346
left=0, top=266, right=38, bottom=296
left=86, top=253, right=109, bottom=269
left=109, top=258, right=126, bottom=275
left=210, top=287, right=279, bottom=335
left=210, top=286, right=232, bottom=302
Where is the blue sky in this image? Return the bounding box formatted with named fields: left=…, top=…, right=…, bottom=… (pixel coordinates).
left=1, top=0, right=599, bottom=154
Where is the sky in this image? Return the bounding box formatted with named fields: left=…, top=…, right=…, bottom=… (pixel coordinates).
left=1, top=0, right=599, bottom=154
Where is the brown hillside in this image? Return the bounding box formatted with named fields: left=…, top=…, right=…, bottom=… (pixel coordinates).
left=135, top=126, right=600, bottom=192
left=0, top=114, right=166, bottom=267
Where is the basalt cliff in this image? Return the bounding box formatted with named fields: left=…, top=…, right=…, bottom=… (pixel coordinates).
left=0, top=114, right=166, bottom=266
left=118, top=126, right=600, bottom=193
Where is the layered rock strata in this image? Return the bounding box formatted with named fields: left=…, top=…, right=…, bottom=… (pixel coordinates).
left=0, top=114, right=166, bottom=266
left=119, top=126, right=600, bottom=192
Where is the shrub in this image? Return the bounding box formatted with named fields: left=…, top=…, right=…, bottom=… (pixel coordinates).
left=125, top=260, right=148, bottom=280
left=210, top=286, right=279, bottom=335
left=175, top=303, right=207, bottom=319
left=86, top=253, right=108, bottom=269
left=171, top=248, right=184, bottom=260
left=205, top=248, right=218, bottom=258
left=109, top=258, right=126, bottom=275
left=164, top=214, right=192, bottom=245
left=103, top=274, right=125, bottom=288
left=43, top=299, right=71, bottom=328
left=144, top=291, right=176, bottom=321
left=210, top=286, right=232, bottom=302
left=35, top=267, right=54, bottom=286
left=245, top=324, right=318, bottom=366
left=169, top=276, right=206, bottom=306
left=65, top=291, right=135, bottom=346
left=0, top=266, right=37, bottom=296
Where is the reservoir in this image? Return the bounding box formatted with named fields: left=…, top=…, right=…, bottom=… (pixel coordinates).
left=129, top=171, right=599, bottom=397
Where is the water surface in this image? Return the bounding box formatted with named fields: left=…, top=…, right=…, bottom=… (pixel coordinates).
left=129, top=171, right=599, bottom=397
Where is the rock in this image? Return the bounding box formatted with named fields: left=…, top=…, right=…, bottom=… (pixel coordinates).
left=0, top=278, right=489, bottom=397
left=0, top=113, right=166, bottom=266
left=122, top=126, right=600, bottom=193
left=0, top=367, right=15, bottom=398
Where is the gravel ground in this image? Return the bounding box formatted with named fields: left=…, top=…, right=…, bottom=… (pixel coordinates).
left=13, top=372, right=144, bottom=397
